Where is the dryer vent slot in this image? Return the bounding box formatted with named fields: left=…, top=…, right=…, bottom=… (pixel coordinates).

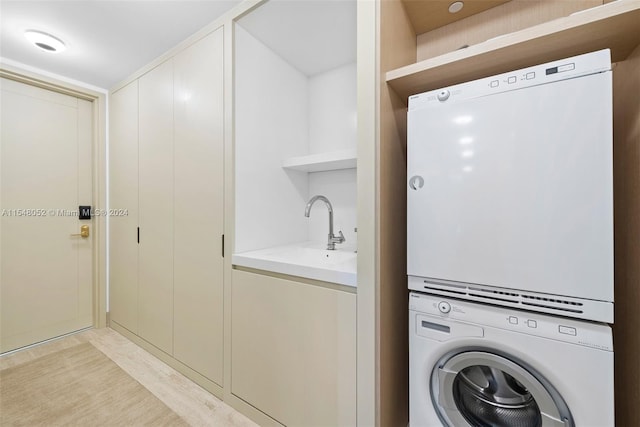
left=470, top=287, right=520, bottom=298
left=521, top=294, right=583, bottom=306
left=418, top=279, right=591, bottom=318
left=468, top=287, right=521, bottom=303
left=468, top=292, right=519, bottom=304
left=520, top=293, right=584, bottom=314
left=522, top=301, right=583, bottom=314
left=413, top=277, right=610, bottom=322
left=423, top=285, right=466, bottom=296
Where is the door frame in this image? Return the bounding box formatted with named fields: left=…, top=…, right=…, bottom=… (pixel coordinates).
left=0, top=62, right=108, bottom=329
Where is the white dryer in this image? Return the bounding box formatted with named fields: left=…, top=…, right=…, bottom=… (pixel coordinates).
left=407, top=49, right=613, bottom=323
left=409, top=292, right=614, bottom=427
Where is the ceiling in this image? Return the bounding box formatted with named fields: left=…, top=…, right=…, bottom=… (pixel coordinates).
left=0, top=0, right=242, bottom=89
left=236, top=0, right=356, bottom=76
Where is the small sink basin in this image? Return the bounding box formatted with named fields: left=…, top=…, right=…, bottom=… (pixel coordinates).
left=232, top=243, right=357, bottom=287
left=259, top=246, right=355, bottom=267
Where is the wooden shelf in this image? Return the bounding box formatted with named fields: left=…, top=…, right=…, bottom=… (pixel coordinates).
left=386, top=1, right=640, bottom=102
left=282, top=149, right=357, bottom=172
left=402, top=0, right=511, bottom=34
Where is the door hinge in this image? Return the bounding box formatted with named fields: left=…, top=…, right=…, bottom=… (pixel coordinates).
left=137, top=227, right=140, bottom=244
left=222, top=234, right=225, bottom=258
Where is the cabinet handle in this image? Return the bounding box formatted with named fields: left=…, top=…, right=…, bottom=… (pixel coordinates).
left=222, top=234, right=225, bottom=258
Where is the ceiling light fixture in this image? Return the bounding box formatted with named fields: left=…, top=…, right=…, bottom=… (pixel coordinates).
left=449, top=1, right=464, bottom=14
left=24, top=30, right=66, bottom=53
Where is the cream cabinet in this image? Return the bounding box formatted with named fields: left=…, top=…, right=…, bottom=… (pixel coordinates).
left=138, top=57, right=174, bottom=354
left=109, top=28, right=224, bottom=388
left=109, top=80, right=139, bottom=334
left=173, top=29, right=224, bottom=384
left=231, top=269, right=356, bottom=426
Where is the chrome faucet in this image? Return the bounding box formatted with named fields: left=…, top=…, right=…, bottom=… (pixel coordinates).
left=304, top=195, right=345, bottom=250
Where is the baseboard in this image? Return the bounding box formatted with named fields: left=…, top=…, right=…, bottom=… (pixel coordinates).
left=109, top=321, right=286, bottom=426
left=224, top=392, right=283, bottom=427
left=109, top=322, right=223, bottom=399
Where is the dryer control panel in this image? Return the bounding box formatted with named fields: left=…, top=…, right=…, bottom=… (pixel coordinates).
left=408, top=49, right=611, bottom=110
left=410, top=292, right=613, bottom=351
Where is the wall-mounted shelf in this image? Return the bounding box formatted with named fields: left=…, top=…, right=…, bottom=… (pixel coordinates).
left=402, top=0, right=511, bottom=34
left=282, top=148, right=357, bottom=172
left=386, top=1, right=640, bottom=102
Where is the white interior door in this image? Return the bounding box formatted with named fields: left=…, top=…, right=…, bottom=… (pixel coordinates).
left=1, top=77, right=93, bottom=353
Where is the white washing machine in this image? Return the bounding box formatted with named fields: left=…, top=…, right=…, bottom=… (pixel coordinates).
left=409, top=292, right=614, bottom=427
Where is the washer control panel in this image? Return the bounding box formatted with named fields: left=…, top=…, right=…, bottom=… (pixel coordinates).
left=437, top=301, right=451, bottom=313
left=409, top=292, right=612, bottom=351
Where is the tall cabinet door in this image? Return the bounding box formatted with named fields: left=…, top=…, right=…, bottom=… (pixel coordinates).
left=138, top=59, right=174, bottom=354
left=173, top=29, right=224, bottom=385
left=109, top=81, right=139, bottom=333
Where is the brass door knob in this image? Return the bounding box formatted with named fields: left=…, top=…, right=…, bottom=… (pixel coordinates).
left=70, top=225, right=90, bottom=238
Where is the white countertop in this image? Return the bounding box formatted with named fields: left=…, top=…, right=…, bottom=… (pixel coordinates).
left=232, top=242, right=357, bottom=287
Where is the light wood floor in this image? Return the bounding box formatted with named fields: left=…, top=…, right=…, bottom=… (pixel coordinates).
left=0, top=328, right=259, bottom=427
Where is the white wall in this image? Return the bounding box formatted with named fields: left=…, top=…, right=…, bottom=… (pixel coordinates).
left=307, top=63, right=357, bottom=248
left=309, top=63, right=357, bottom=154
left=235, top=27, right=357, bottom=253
left=234, top=26, right=309, bottom=253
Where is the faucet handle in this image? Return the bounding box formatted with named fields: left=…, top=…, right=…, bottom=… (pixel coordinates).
left=331, top=230, right=346, bottom=244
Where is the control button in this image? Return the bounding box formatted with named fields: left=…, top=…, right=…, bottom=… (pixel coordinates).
left=489, top=80, right=499, bottom=88
left=525, top=72, right=535, bottom=80
left=507, top=76, right=517, bottom=84
left=558, top=63, right=575, bottom=73
left=438, top=301, right=451, bottom=314
left=437, top=90, right=451, bottom=102
left=508, top=316, right=518, bottom=325
left=527, top=320, right=537, bottom=328
left=559, top=325, right=577, bottom=336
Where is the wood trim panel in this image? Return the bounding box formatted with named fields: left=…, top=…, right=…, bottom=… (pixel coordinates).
left=613, top=44, right=640, bottom=427
left=416, top=0, right=602, bottom=61
left=378, top=0, right=416, bottom=425
left=403, top=0, right=511, bottom=35
left=356, top=1, right=378, bottom=425
left=387, top=0, right=640, bottom=101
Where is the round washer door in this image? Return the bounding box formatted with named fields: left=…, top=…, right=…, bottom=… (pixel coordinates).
left=432, top=351, right=573, bottom=427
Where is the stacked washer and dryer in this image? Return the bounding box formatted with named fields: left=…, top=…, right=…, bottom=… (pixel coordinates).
left=407, top=50, right=615, bottom=427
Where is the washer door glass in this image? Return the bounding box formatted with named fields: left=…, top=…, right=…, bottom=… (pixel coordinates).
left=433, top=351, right=572, bottom=427
left=453, top=365, right=540, bottom=427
